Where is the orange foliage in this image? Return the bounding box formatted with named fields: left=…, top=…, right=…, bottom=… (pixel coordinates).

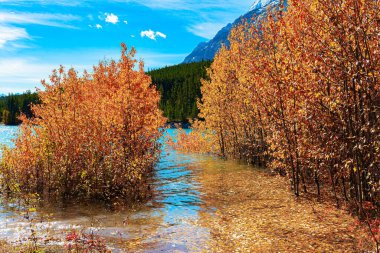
left=197, top=0, right=380, bottom=226
left=168, top=122, right=217, bottom=154
left=0, top=44, right=166, bottom=201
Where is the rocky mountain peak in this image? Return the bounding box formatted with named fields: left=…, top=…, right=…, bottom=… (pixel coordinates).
left=183, top=0, right=282, bottom=63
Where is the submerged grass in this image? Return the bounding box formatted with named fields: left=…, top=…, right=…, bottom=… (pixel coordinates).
left=192, top=167, right=373, bottom=252
left=0, top=153, right=374, bottom=252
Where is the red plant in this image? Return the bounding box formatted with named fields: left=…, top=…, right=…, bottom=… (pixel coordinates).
left=65, top=230, right=110, bottom=253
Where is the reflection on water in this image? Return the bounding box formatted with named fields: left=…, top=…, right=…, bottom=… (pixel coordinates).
left=0, top=127, right=214, bottom=252
left=0, top=126, right=364, bottom=252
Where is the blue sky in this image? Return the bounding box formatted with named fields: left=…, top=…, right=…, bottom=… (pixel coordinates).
left=0, top=0, right=252, bottom=94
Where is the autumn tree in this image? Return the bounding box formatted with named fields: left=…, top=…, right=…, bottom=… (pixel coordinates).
left=0, top=44, right=166, bottom=202
left=189, top=0, right=379, bottom=217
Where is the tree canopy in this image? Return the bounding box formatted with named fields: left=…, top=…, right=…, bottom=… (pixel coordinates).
left=148, top=61, right=211, bottom=122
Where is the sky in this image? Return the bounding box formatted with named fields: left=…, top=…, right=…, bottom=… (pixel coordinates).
left=0, top=0, right=253, bottom=94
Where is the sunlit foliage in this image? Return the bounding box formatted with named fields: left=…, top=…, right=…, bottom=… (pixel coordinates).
left=168, top=122, right=217, bottom=154
left=0, top=44, right=166, bottom=201
left=184, top=0, right=380, bottom=240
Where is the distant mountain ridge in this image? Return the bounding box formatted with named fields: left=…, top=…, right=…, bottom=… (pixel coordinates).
left=183, top=0, right=281, bottom=63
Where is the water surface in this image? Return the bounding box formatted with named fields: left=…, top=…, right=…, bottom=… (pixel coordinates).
left=0, top=127, right=224, bottom=252
left=0, top=126, right=369, bottom=252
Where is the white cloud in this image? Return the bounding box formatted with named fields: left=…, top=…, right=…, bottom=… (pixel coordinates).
left=140, top=30, right=167, bottom=40
left=0, top=12, right=80, bottom=49
left=0, top=50, right=186, bottom=93
left=155, top=31, right=166, bottom=39
left=0, top=26, right=29, bottom=48
left=187, top=22, right=225, bottom=39
left=0, top=0, right=86, bottom=6
left=0, top=0, right=253, bottom=11
left=0, top=58, right=49, bottom=93
left=105, top=13, right=119, bottom=24
left=0, top=12, right=80, bottom=29
left=141, top=30, right=155, bottom=40
left=122, top=0, right=252, bottom=11
left=121, top=0, right=252, bottom=38
left=0, top=52, right=97, bottom=94
left=89, top=24, right=103, bottom=29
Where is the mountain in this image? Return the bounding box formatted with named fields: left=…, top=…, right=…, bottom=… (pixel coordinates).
left=183, top=0, right=281, bottom=63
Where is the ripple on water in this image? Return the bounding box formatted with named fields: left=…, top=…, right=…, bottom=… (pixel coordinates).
left=0, top=125, right=18, bottom=156
left=0, top=126, right=210, bottom=252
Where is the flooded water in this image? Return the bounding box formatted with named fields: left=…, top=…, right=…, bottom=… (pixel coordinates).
left=0, top=126, right=369, bottom=252
left=0, top=125, right=18, bottom=151
left=0, top=126, right=236, bottom=252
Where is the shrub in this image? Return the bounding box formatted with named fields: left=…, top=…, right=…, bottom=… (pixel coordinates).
left=0, top=44, right=166, bottom=202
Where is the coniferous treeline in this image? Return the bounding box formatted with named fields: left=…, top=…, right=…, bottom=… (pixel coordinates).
left=0, top=91, right=39, bottom=125
left=148, top=61, right=211, bottom=122
left=0, top=61, right=210, bottom=125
